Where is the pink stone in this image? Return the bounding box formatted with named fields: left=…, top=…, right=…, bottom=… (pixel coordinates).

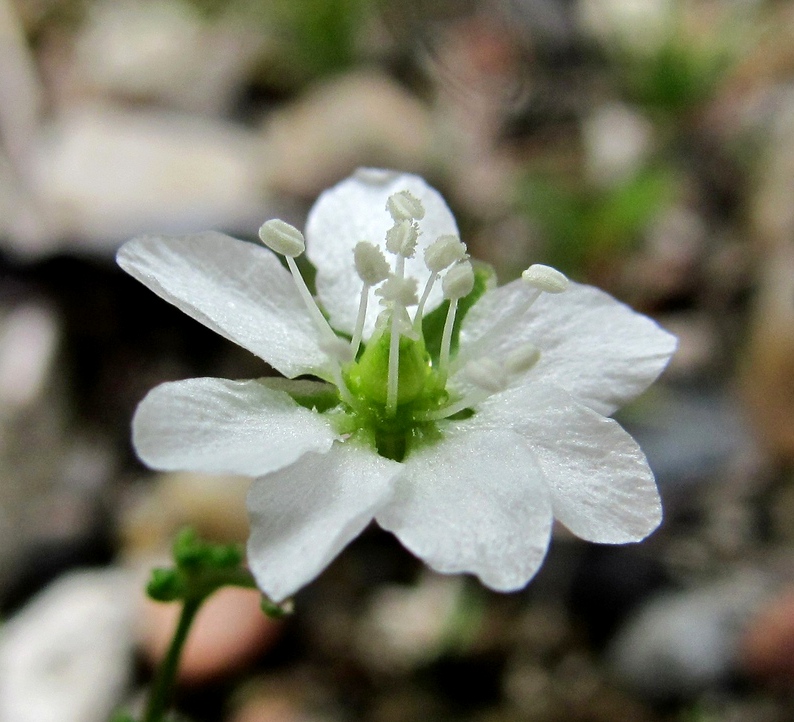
left=140, top=586, right=281, bottom=685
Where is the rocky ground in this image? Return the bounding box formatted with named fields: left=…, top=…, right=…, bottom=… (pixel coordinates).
left=1, top=0, right=794, bottom=720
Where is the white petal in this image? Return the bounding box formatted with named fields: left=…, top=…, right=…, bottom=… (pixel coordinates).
left=247, top=440, right=401, bottom=602
left=469, top=383, right=662, bottom=543
left=305, top=168, right=459, bottom=338
left=377, top=429, right=552, bottom=592
left=133, top=377, right=336, bottom=476
left=458, top=279, right=676, bottom=415
left=117, top=232, right=329, bottom=378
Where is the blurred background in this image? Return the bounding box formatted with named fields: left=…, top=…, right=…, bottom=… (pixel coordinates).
left=0, top=0, right=793, bottom=720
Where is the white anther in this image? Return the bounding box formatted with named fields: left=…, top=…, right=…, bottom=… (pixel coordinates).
left=376, top=275, right=419, bottom=307
left=425, top=235, right=467, bottom=273
left=354, top=242, right=389, bottom=286
left=385, top=220, right=419, bottom=258
left=320, top=334, right=355, bottom=364
left=463, top=357, right=508, bottom=394
left=386, top=190, right=425, bottom=222
left=522, top=264, right=569, bottom=293
left=258, top=219, right=305, bottom=257
left=262, top=218, right=355, bottom=404
left=442, top=261, right=475, bottom=300
left=505, top=344, right=541, bottom=375
left=351, top=241, right=390, bottom=358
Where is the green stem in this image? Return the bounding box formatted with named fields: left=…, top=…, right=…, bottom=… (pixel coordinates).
left=142, top=597, right=202, bottom=722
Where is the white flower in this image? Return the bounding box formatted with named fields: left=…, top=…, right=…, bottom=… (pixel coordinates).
left=117, top=168, right=676, bottom=603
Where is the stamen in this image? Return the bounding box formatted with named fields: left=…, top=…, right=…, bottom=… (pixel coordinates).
left=379, top=274, right=422, bottom=410
left=505, top=343, right=541, bottom=376
left=454, top=263, right=568, bottom=371
left=319, top=335, right=355, bottom=365
left=417, top=357, right=507, bottom=422
left=463, top=357, right=507, bottom=394
left=352, top=242, right=389, bottom=357
left=424, top=235, right=467, bottom=274
left=413, top=271, right=438, bottom=332
left=522, top=264, right=569, bottom=293
left=385, top=220, right=419, bottom=258
left=416, top=391, right=490, bottom=421
left=442, top=261, right=476, bottom=300
left=386, top=305, right=400, bottom=417
left=259, top=221, right=329, bottom=336
left=382, top=197, right=425, bottom=415
left=384, top=249, right=410, bottom=417
left=282, top=254, right=338, bottom=348
left=351, top=292, right=369, bottom=360
left=376, top=275, right=419, bottom=308
left=414, top=235, right=468, bottom=330
left=258, top=219, right=356, bottom=405
left=438, top=261, right=475, bottom=382
left=394, top=306, right=420, bottom=340
left=354, top=242, right=390, bottom=286
left=258, top=219, right=306, bottom=257
left=386, top=190, right=425, bottom=222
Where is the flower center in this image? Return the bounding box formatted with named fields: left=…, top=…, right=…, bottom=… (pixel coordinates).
left=258, top=192, right=568, bottom=461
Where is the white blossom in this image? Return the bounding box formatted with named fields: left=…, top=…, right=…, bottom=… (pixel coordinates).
left=118, top=168, right=677, bottom=603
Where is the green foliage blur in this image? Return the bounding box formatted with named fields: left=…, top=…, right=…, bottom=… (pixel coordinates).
left=519, top=166, right=676, bottom=275
left=188, top=0, right=378, bottom=86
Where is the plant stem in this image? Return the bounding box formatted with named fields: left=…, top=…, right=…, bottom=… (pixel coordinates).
left=142, top=597, right=201, bottom=722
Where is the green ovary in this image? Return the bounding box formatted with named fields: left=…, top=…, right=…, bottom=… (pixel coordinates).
left=351, top=327, right=430, bottom=405
left=342, top=326, right=449, bottom=461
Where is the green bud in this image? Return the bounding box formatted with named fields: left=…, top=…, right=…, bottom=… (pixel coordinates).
left=208, top=544, right=244, bottom=569
left=147, top=568, right=185, bottom=602
left=172, top=527, right=205, bottom=570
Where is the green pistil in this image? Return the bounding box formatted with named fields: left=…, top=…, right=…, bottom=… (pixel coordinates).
left=337, top=326, right=452, bottom=462
left=349, top=326, right=431, bottom=405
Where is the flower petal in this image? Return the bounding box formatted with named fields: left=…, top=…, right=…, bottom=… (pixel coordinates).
left=377, top=429, right=552, bottom=592
left=117, top=233, right=329, bottom=379
left=305, top=168, right=459, bottom=338
left=247, top=441, right=401, bottom=602
left=133, top=377, right=336, bottom=476
left=458, top=279, right=676, bottom=415
left=469, top=383, right=662, bottom=543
